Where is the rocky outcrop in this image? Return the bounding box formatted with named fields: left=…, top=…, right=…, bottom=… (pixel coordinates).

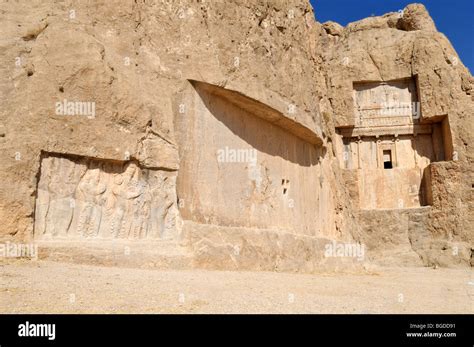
left=399, top=3, right=437, bottom=32
left=0, top=1, right=471, bottom=271
left=323, top=3, right=473, bottom=267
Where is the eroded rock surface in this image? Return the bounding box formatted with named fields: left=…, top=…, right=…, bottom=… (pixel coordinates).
left=0, top=1, right=472, bottom=271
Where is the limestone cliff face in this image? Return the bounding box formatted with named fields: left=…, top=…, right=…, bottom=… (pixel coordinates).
left=0, top=0, right=328, bottom=237
left=0, top=1, right=471, bottom=270
left=322, top=4, right=473, bottom=267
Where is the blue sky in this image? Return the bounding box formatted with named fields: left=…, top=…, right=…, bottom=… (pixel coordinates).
left=310, top=0, right=474, bottom=73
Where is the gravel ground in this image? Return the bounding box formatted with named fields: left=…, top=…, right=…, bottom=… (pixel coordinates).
left=1, top=259, right=472, bottom=314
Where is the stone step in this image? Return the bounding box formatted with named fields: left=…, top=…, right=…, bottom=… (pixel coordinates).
left=36, top=240, right=194, bottom=270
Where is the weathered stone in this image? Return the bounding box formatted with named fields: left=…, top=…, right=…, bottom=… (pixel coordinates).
left=35, top=154, right=179, bottom=240
left=0, top=1, right=472, bottom=272
left=399, top=3, right=437, bottom=32
left=322, top=21, right=343, bottom=36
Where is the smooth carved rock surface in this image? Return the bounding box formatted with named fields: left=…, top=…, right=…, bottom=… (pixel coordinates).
left=176, top=83, right=335, bottom=237
left=35, top=154, right=179, bottom=240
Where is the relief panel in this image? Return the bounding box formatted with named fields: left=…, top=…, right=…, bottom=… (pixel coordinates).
left=35, top=154, right=179, bottom=240
left=353, top=79, right=419, bottom=127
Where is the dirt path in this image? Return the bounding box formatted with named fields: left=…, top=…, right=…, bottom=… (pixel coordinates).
left=1, top=259, right=472, bottom=313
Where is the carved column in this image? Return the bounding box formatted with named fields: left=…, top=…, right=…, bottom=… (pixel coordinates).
left=376, top=135, right=381, bottom=169
left=393, top=134, right=399, bottom=168
left=357, top=136, right=362, bottom=169
left=413, top=132, right=418, bottom=167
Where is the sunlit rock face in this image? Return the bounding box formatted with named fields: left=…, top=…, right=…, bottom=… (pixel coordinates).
left=0, top=1, right=472, bottom=271
left=176, top=82, right=331, bottom=236
left=35, top=154, right=179, bottom=240
left=324, top=3, right=473, bottom=268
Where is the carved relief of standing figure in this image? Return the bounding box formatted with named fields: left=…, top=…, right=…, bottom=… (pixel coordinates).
left=75, top=164, right=107, bottom=238
left=45, top=158, right=77, bottom=237
left=117, top=163, right=145, bottom=239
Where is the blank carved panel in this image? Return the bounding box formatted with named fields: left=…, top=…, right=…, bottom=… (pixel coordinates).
left=175, top=82, right=333, bottom=237
left=34, top=154, right=179, bottom=240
